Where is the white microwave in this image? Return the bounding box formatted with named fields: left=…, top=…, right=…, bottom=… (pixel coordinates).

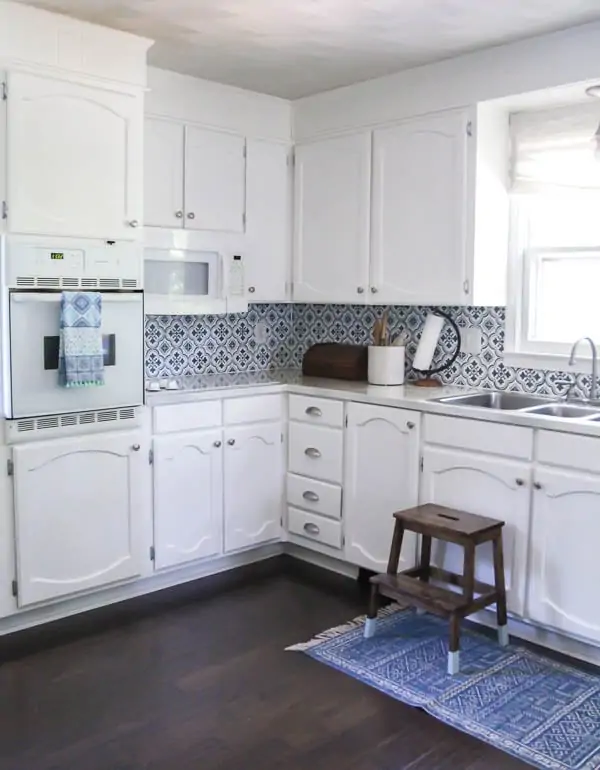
left=144, top=248, right=248, bottom=315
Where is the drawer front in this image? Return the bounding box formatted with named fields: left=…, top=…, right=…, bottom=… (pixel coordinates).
left=223, top=394, right=282, bottom=425
left=287, top=473, right=342, bottom=520
left=153, top=400, right=222, bottom=434
left=288, top=507, right=342, bottom=549
left=289, top=394, right=344, bottom=428
left=424, top=414, right=533, bottom=460
left=289, top=423, right=343, bottom=483
left=537, top=430, right=600, bottom=473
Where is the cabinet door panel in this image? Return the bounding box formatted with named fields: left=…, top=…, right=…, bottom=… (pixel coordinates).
left=371, top=110, right=468, bottom=304
left=184, top=126, right=245, bottom=232
left=153, top=431, right=222, bottom=570
left=420, top=447, right=530, bottom=616
left=528, top=467, right=600, bottom=642
left=293, top=133, right=371, bottom=303
left=144, top=118, right=184, bottom=228
left=224, top=423, right=282, bottom=552
left=8, top=72, right=141, bottom=239
left=13, top=432, right=144, bottom=606
left=344, top=404, right=420, bottom=572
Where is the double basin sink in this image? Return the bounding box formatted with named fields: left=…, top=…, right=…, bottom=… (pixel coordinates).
left=434, top=391, right=600, bottom=421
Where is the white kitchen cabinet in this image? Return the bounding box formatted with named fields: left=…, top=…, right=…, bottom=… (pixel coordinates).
left=144, top=117, right=185, bottom=229
left=245, top=139, right=291, bottom=301
left=293, top=132, right=371, bottom=303
left=7, top=71, right=142, bottom=239
left=420, top=446, right=531, bottom=616
left=370, top=110, right=469, bottom=305
left=184, top=126, right=246, bottom=233
left=224, top=422, right=283, bottom=552
left=153, top=430, right=223, bottom=570
left=528, top=467, right=600, bottom=643
left=344, top=404, right=420, bottom=572
left=12, top=431, right=145, bottom=607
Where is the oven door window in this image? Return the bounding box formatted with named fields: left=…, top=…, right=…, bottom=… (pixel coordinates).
left=43, top=335, right=116, bottom=371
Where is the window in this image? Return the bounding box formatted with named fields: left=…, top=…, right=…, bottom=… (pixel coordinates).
left=506, top=101, right=600, bottom=369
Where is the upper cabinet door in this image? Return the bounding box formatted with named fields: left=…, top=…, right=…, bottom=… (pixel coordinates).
left=7, top=72, right=142, bottom=240
left=184, top=126, right=246, bottom=232
left=344, top=404, right=420, bottom=572
left=371, top=110, right=469, bottom=304
left=293, top=133, right=371, bottom=303
left=144, top=118, right=185, bottom=229
left=245, top=139, right=291, bottom=302
left=12, top=431, right=145, bottom=607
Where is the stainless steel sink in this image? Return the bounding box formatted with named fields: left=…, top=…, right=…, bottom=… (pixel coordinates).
left=524, top=403, right=600, bottom=419
left=434, top=392, right=551, bottom=410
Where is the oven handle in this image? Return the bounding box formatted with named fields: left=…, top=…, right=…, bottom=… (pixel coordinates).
left=11, top=293, right=142, bottom=303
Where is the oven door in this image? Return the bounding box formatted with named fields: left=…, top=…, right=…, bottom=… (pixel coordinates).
left=6, top=292, right=144, bottom=418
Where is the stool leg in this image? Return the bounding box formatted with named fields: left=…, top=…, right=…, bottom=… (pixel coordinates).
left=493, top=532, right=509, bottom=647
left=387, top=520, right=405, bottom=575
left=364, top=583, right=379, bottom=639
left=448, top=613, right=460, bottom=675
left=416, top=535, right=432, bottom=615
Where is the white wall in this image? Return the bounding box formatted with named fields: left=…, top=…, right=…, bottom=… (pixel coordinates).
left=293, top=21, right=600, bottom=139
left=147, top=67, right=292, bottom=142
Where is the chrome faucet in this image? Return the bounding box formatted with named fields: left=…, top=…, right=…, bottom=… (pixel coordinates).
left=568, top=337, right=598, bottom=401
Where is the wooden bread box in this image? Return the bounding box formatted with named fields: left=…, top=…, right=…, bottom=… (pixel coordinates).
left=302, top=344, right=368, bottom=381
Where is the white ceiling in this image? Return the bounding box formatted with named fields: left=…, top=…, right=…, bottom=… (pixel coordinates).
left=14, top=0, right=600, bottom=99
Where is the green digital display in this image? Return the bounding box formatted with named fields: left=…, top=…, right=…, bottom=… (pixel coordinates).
left=50, top=252, right=64, bottom=260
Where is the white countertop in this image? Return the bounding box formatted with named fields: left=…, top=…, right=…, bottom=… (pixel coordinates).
left=146, top=370, right=600, bottom=438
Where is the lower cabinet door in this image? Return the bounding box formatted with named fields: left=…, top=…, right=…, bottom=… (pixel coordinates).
left=224, top=423, right=283, bottom=552
left=420, top=446, right=531, bottom=616
left=153, top=430, right=223, bottom=570
left=528, top=466, right=600, bottom=642
left=13, top=431, right=145, bottom=607
left=344, top=403, right=420, bottom=572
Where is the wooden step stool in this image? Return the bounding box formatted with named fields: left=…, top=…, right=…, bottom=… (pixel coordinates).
left=364, top=504, right=508, bottom=675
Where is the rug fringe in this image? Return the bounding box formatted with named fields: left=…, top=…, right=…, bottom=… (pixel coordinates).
left=286, top=604, right=404, bottom=652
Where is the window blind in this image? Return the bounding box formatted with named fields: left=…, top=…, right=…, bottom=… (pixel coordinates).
left=510, top=102, right=600, bottom=193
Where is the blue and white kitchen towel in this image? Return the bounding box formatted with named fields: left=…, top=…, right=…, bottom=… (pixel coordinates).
left=58, top=292, right=104, bottom=388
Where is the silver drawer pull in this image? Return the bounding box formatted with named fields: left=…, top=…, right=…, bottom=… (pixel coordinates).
left=303, top=522, right=320, bottom=536
left=303, top=491, right=320, bottom=503
left=305, top=447, right=321, bottom=459
left=305, top=406, right=322, bottom=417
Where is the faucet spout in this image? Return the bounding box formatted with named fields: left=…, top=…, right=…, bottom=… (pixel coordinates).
left=568, top=337, right=598, bottom=401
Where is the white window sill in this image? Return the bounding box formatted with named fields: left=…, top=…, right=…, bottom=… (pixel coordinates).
left=503, top=351, right=593, bottom=375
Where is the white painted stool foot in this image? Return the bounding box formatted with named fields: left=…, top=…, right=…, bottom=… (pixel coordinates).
left=364, top=618, right=378, bottom=639
left=447, top=650, right=460, bottom=675
left=498, top=625, right=509, bottom=647
left=416, top=607, right=426, bottom=616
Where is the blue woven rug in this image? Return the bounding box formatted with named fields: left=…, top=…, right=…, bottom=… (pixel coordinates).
left=287, top=607, right=600, bottom=769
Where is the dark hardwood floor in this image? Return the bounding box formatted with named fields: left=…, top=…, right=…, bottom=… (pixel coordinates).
left=0, top=561, right=528, bottom=770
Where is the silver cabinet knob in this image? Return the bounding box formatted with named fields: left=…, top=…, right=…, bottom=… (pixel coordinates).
left=227, top=438, right=236, bottom=446
left=357, top=287, right=365, bottom=294
left=407, top=421, right=415, bottom=430
left=175, top=210, right=183, bottom=218
left=303, top=491, right=320, bottom=503
left=303, top=522, right=320, bottom=536
left=213, top=440, right=222, bottom=448
left=187, top=212, right=196, bottom=220
left=516, top=478, right=525, bottom=487
left=132, top=444, right=140, bottom=451
left=533, top=481, right=542, bottom=490
left=305, top=406, right=322, bottom=417
left=371, top=287, right=378, bottom=294
left=129, top=219, right=139, bottom=228
left=248, top=286, right=256, bottom=294
left=304, top=447, right=321, bottom=459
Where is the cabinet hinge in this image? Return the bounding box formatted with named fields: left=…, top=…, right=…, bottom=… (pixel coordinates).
left=1, top=82, right=6, bottom=101
left=1, top=201, right=7, bottom=220
left=463, top=279, right=470, bottom=295
left=345, top=414, right=348, bottom=428
left=243, top=143, right=247, bottom=159
left=342, top=534, right=346, bottom=547
left=148, top=448, right=154, bottom=465
left=242, top=212, right=246, bottom=228
left=420, top=456, right=424, bottom=473
left=11, top=580, right=17, bottom=597
left=281, top=432, right=284, bottom=444
left=288, top=149, right=295, bottom=167
left=6, top=458, right=13, bottom=477
left=466, top=121, right=473, bottom=137
left=150, top=546, right=155, bottom=562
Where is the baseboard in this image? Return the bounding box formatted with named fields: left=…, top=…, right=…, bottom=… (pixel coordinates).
left=284, top=543, right=359, bottom=579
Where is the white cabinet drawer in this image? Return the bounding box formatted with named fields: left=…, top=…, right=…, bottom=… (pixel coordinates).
left=223, top=394, right=282, bottom=425
left=537, top=431, right=600, bottom=474
left=424, top=414, right=533, bottom=460
left=153, top=400, right=222, bottom=434
left=287, top=473, right=342, bottom=519
left=289, top=394, right=344, bottom=428
left=289, top=423, right=343, bottom=483
left=288, top=506, right=342, bottom=549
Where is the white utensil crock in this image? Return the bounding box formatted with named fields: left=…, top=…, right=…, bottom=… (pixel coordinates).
left=368, top=346, right=405, bottom=386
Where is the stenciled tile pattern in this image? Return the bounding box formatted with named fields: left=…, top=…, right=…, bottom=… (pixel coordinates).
left=145, top=303, right=591, bottom=398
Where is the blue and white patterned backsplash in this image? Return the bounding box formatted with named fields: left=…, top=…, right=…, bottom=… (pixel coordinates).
left=145, top=304, right=590, bottom=398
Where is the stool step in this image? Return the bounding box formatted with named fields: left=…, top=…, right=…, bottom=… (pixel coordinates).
left=372, top=573, right=469, bottom=614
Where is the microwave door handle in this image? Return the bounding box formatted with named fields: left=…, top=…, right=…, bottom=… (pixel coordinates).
left=218, top=253, right=225, bottom=299
left=10, top=293, right=142, bottom=304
